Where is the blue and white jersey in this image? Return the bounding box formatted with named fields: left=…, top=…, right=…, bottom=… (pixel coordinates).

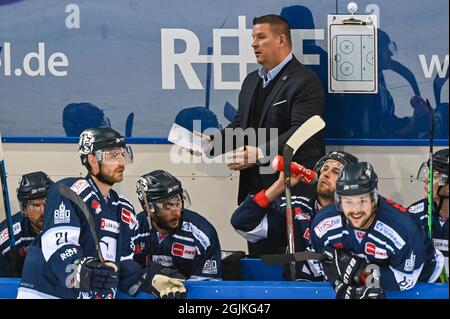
left=310, top=195, right=444, bottom=291
left=408, top=198, right=448, bottom=278
left=17, top=174, right=144, bottom=299
left=134, top=209, right=222, bottom=281
left=230, top=193, right=323, bottom=281
left=0, top=213, right=37, bottom=276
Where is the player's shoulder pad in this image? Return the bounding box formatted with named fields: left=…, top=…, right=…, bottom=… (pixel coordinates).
left=407, top=198, right=427, bottom=215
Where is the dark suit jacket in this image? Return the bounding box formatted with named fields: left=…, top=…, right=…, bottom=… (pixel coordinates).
left=217, top=56, right=325, bottom=205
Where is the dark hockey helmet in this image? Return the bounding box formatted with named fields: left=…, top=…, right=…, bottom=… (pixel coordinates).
left=136, top=170, right=191, bottom=212
left=314, top=151, right=358, bottom=175
left=16, top=171, right=54, bottom=204
left=78, top=127, right=132, bottom=166
left=432, top=149, right=449, bottom=178
left=417, top=148, right=449, bottom=186
left=336, top=162, right=378, bottom=196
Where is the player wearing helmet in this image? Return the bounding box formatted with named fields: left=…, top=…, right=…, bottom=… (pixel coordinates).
left=310, top=162, right=444, bottom=299
left=408, top=148, right=449, bottom=281
left=17, top=128, right=185, bottom=299
left=231, top=151, right=357, bottom=279
left=134, top=170, right=222, bottom=282
left=0, top=171, right=53, bottom=276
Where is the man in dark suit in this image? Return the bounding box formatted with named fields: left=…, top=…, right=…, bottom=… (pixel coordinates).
left=208, top=14, right=325, bottom=256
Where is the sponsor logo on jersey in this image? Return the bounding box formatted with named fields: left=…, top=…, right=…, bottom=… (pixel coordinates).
left=121, top=208, right=137, bottom=230
left=408, top=202, right=425, bottom=214
left=12, top=222, right=22, bottom=236
left=433, top=238, right=448, bottom=252
left=202, top=259, right=218, bottom=275
left=171, top=242, right=196, bottom=259
left=314, top=216, right=342, bottom=238
left=54, top=202, right=71, bottom=224
left=303, top=228, right=310, bottom=240
left=373, top=221, right=405, bottom=249
left=294, top=207, right=310, bottom=221
left=152, top=255, right=173, bottom=267
left=182, top=222, right=210, bottom=249
left=70, top=179, right=89, bottom=195
left=365, top=242, right=388, bottom=259
left=99, top=236, right=117, bottom=261
left=439, top=218, right=447, bottom=227
left=100, top=218, right=119, bottom=234
left=91, top=199, right=101, bottom=215
left=0, top=229, right=9, bottom=245
left=404, top=251, right=416, bottom=272
left=60, top=247, right=78, bottom=261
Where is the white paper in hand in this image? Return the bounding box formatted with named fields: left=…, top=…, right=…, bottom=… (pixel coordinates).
left=168, top=123, right=211, bottom=153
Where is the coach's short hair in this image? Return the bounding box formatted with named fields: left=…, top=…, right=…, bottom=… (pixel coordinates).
left=253, top=14, right=292, bottom=46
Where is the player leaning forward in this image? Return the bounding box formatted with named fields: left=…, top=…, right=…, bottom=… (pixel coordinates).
left=310, top=162, right=444, bottom=299
left=17, top=128, right=186, bottom=299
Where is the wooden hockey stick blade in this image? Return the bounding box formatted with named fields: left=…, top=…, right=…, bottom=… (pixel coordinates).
left=261, top=251, right=326, bottom=264
left=285, top=115, right=325, bottom=154
left=57, top=183, right=104, bottom=261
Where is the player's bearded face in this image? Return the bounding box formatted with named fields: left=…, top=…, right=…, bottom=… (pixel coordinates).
left=25, top=198, right=46, bottom=232
left=316, top=160, right=343, bottom=200
left=152, top=200, right=182, bottom=232
left=98, top=157, right=126, bottom=184
left=341, top=193, right=376, bottom=230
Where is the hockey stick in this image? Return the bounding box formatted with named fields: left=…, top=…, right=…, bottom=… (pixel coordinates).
left=282, top=115, right=325, bottom=280
left=425, top=99, right=434, bottom=238
left=57, top=183, right=104, bottom=262
left=261, top=251, right=326, bottom=264
left=0, top=132, right=15, bottom=247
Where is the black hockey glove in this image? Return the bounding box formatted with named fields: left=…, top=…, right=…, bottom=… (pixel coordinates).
left=334, top=279, right=385, bottom=299
left=73, top=257, right=119, bottom=294
left=322, top=247, right=367, bottom=285
left=147, top=263, right=187, bottom=299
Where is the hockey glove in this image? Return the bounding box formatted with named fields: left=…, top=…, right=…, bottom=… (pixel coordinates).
left=322, top=247, right=367, bottom=285
left=147, top=263, right=186, bottom=299
left=73, top=257, right=119, bottom=294
left=334, top=279, right=385, bottom=299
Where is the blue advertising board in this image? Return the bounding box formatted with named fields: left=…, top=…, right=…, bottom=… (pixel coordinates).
left=0, top=0, right=448, bottom=145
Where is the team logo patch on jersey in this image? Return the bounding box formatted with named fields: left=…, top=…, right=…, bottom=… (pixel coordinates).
left=157, top=232, right=169, bottom=244
left=100, top=218, right=119, bottom=234
left=121, top=209, right=137, bottom=230
left=202, top=259, right=218, bottom=275
left=152, top=255, right=174, bottom=267
left=12, top=222, right=22, bottom=236
left=373, top=221, right=405, bottom=249
left=408, top=202, right=425, bottom=214
left=404, top=251, right=416, bottom=272
left=54, top=202, right=71, bottom=224
left=0, top=229, right=9, bottom=245
left=365, top=242, right=388, bottom=259
left=314, top=216, right=342, bottom=238
left=171, top=242, right=196, bottom=260
left=70, top=179, right=89, bottom=195
left=99, top=236, right=117, bottom=261
left=91, top=199, right=101, bottom=215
